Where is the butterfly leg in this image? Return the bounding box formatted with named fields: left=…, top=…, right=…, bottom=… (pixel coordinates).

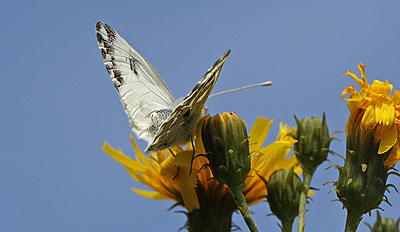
left=169, top=149, right=180, bottom=180
left=189, top=135, right=195, bottom=175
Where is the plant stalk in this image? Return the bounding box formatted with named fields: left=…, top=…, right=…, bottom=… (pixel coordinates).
left=229, top=187, right=259, bottom=232
left=297, top=171, right=312, bottom=232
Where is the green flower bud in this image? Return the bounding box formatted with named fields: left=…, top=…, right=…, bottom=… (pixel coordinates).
left=365, top=212, right=400, bottom=232
left=292, top=112, right=334, bottom=174
left=201, top=113, right=260, bottom=232
left=262, top=168, right=302, bottom=231
left=201, top=112, right=251, bottom=191
left=332, top=119, right=393, bottom=230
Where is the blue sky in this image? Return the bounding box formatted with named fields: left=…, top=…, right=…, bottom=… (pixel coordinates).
left=1, top=1, right=400, bottom=231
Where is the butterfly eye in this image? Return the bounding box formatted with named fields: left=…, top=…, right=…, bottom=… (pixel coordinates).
left=183, top=109, right=191, bottom=118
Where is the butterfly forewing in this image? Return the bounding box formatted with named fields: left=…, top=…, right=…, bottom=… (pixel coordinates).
left=96, top=22, right=176, bottom=142
left=146, top=50, right=231, bottom=151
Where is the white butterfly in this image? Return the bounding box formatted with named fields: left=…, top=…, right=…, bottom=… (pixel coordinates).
left=95, top=22, right=230, bottom=152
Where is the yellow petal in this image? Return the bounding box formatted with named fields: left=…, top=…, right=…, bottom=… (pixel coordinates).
left=174, top=150, right=194, bottom=166
left=173, top=167, right=200, bottom=211
left=248, top=116, right=273, bottom=152
left=194, top=116, right=208, bottom=155
left=361, top=105, right=376, bottom=131
left=129, top=134, right=145, bottom=158
left=102, top=142, right=137, bottom=169
left=160, top=155, right=178, bottom=179
left=178, top=182, right=200, bottom=211
left=370, top=79, right=393, bottom=95
left=375, top=101, right=394, bottom=126
left=357, top=63, right=369, bottom=89
left=132, top=188, right=170, bottom=200
left=378, top=124, right=397, bottom=154
left=159, top=152, right=199, bottom=212
left=384, top=141, right=400, bottom=168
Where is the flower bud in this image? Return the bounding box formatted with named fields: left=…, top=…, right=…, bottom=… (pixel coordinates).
left=334, top=122, right=390, bottom=219
left=201, top=112, right=251, bottom=191
left=365, top=212, right=400, bottom=232
left=292, top=112, right=334, bottom=174
left=264, top=168, right=302, bottom=229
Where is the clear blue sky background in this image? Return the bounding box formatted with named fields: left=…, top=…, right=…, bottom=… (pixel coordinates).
left=1, top=1, right=400, bottom=231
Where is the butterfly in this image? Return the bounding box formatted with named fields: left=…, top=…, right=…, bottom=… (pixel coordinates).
left=95, top=22, right=230, bottom=152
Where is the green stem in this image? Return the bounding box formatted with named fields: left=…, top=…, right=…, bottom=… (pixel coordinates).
left=297, top=171, right=312, bottom=232
left=344, top=209, right=362, bottom=232
left=281, top=218, right=295, bottom=232
left=229, top=187, right=259, bottom=232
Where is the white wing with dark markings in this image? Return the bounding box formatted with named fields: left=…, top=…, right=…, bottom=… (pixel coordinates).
left=95, top=22, right=230, bottom=151
left=147, top=50, right=230, bottom=151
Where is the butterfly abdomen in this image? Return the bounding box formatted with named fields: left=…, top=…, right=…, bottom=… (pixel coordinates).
left=146, top=106, right=206, bottom=152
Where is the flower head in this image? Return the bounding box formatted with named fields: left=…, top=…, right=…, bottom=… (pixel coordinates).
left=102, top=135, right=200, bottom=212
left=102, top=115, right=300, bottom=231
left=333, top=63, right=400, bottom=231
left=342, top=63, right=400, bottom=167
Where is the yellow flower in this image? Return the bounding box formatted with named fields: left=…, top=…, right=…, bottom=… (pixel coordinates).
left=102, top=136, right=200, bottom=212
left=102, top=115, right=300, bottom=213
left=247, top=117, right=300, bottom=205
left=342, top=63, right=400, bottom=167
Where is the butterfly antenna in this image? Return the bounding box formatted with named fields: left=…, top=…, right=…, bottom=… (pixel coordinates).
left=208, top=81, right=272, bottom=98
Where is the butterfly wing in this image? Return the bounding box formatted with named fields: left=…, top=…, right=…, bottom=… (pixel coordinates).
left=95, top=22, right=176, bottom=142
left=146, top=50, right=231, bottom=151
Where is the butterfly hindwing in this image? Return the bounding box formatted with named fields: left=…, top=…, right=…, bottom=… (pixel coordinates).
left=95, top=22, right=176, bottom=142
left=146, top=50, right=231, bottom=151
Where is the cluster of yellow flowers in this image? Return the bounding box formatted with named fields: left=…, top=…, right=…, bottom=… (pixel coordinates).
left=102, top=63, right=400, bottom=232
left=103, top=116, right=299, bottom=213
